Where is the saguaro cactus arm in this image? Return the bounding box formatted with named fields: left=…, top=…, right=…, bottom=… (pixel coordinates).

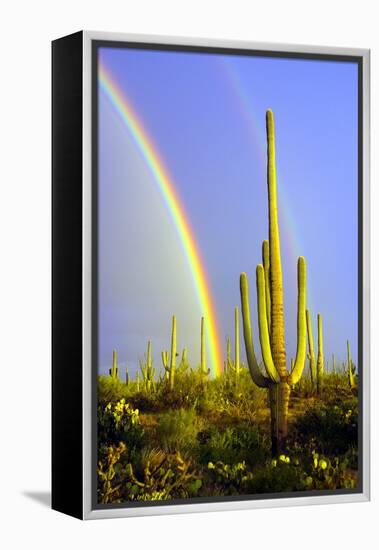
left=240, top=272, right=270, bottom=388
left=288, top=256, right=307, bottom=385
left=262, top=240, right=271, bottom=335
left=256, top=264, right=280, bottom=383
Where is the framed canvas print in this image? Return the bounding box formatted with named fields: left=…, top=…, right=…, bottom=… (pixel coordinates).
left=52, top=31, right=370, bottom=519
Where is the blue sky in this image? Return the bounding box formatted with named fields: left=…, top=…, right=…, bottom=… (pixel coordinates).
left=98, top=46, right=358, bottom=376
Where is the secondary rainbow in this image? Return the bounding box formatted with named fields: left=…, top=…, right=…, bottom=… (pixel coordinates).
left=99, top=62, right=223, bottom=376
left=220, top=57, right=316, bottom=318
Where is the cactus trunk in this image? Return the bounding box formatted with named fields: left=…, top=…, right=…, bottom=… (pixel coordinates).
left=269, top=382, right=291, bottom=456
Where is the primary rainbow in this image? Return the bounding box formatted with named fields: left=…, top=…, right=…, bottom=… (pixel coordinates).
left=99, top=62, right=223, bottom=376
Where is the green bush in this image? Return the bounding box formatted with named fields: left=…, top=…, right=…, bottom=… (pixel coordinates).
left=247, top=456, right=308, bottom=493
left=98, top=375, right=130, bottom=404
left=293, top=398, right=358, bottom=455
left=156, top=408, right=202, bottom=452
left=197, top=424, right=269, bottom=468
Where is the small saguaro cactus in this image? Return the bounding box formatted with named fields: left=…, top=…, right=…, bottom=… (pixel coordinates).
left=332, top=353, right=337, bottom=375
left=161, top=315, right=177, bottom=390
left=347, top=339, right=357, bottom=389
left=109, top=349, right=119, bottom=379
left=178, top=347, right=189, bottom=373
left=306, top=309, right=317, bottom=389
left=136, top=370, right=140, bottom=392
left=316, top=314, right=324, bottom=394
left=125, top=366, right=129, bottom=387
left=224, top=336, right=231, bottom=374
left=199, top=316, right=210, bottom=383
left=226, top=307, right=242, bottom=384
left=140, top=340, right=156, bottom=392
left=240, top=109, right=307, bottom=455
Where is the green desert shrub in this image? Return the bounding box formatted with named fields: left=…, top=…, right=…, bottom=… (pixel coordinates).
left=195, top=373, right=267, bottom=422
left=98, top=375, right=131, bottom=404
left=127, top=391, right=163, bottom=413
left=155, top=408, right=202, bottom=452
left=197, top=424, right=270, bottom=468
left=320, top=377, right=355, bottom=401
left=247, top=455, right=308, bottom=494
left=293, top=398, right=358, bottom=455
left=157, top=380, right=200, bottom=410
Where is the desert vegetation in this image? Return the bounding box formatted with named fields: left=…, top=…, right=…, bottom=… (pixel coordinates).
left=97, top=110, right=358, bottom=504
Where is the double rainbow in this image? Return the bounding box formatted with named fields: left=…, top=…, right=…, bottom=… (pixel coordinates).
left=99, top=62, right=223, bottom=376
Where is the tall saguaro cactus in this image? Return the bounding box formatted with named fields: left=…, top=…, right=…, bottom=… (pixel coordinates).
left=316, top=314, right=324, bottom=394
left=226, top=307, right=242, bottom=384
left=347, top=339, right=357, bottom=389
left=140, top=340, right=156, bottom=392
left=306, top=309, right=317, bottom=388
left=161, top=315, right=177, bottom=390
left=332, top=353, right=337, bottom=375
left=125, top=366, right=129, bottom=387
left=178, top=348, right=189, bottom=373
left=240, top=109, right=307, bottom=455
left=199, top=316, right=210, bottom=383
left=109, top=349, right=119, bottom=379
